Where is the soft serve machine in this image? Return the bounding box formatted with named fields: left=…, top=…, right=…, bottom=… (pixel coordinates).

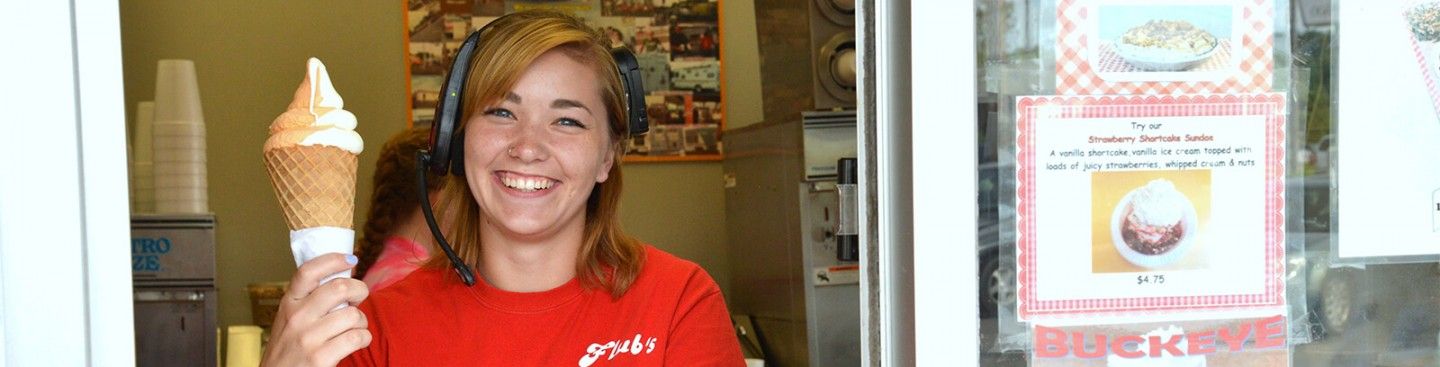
left=131, top=213, right=219, bottom=366
left=724, top=111, right=859, bottom=367
left=724, top=0, right=860, bottom=364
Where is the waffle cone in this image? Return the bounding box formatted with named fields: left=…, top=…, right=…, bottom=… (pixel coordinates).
left=264, top=145, right=357, bottom=230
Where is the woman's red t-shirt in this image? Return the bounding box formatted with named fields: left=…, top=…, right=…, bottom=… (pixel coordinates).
left=340, top=245, right=745, bottom=366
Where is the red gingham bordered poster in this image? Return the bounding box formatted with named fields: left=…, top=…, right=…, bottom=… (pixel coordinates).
left=1055, top=0, right=1275, bottom=96
left=1014, top=94, right=1286, bottom=321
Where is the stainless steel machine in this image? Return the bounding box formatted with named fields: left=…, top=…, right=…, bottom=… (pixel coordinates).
left=131, top=213, right=218, bottom=366
left=724, top=111, right=858, bottom=367
left=734, top=0, right=859, bottom=363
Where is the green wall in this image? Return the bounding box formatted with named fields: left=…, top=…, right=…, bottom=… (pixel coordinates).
left=119, top=0, right=754, bottom=329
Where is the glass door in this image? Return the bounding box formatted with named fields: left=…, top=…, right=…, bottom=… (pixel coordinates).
left=945, top=0, right=1440, bottom=365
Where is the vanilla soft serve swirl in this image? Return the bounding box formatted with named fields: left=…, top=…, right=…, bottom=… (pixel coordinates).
left=263, top=57, right=363, bottom=287
left=264, top=57, right=363, bottom=155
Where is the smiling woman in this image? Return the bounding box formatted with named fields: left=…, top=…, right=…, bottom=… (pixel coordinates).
left=260, top=10, right=744, bottom=367
left=440, top=10, right=640, bottom=298
left=457, top=43, right=629, bottom=292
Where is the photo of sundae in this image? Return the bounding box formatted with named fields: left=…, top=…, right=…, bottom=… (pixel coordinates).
left=1120, top=179, right=1189, bottom=255
left=1408, top=2, right=1440, bottom=43
left=1113, top=20, right=1220, bottom=71
left=1122, top=20, right=1218, bottom=56
left=1109, top=178, right=1200, bottom=269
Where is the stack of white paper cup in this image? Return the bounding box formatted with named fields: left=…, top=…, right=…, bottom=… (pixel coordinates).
left=152, top=59, right=209, bottom=214
left=130, top=101, right=156, bottom=213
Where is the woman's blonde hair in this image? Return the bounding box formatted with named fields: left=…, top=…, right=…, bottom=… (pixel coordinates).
left=426, top=10, right=645, bottom=297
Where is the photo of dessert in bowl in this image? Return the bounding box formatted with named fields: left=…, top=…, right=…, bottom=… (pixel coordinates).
left=1114, top=19, right=1220, bottom=72
left=1110, top=179, right=1199, bottom=269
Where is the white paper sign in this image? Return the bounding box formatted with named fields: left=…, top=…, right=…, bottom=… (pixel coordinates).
left=1015, top=94, right=1287, bottom=322
left=1336, top=1, right=1440, bottom=260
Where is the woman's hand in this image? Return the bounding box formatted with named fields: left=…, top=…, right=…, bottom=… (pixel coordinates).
left=262, top=253, right=372, bottom=367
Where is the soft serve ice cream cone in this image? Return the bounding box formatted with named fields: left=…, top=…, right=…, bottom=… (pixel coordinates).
left=263, top=58, right=364, bottom=280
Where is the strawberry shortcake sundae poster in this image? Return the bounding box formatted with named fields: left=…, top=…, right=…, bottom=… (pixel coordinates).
left=1014, top=93, right=1286, bottom=322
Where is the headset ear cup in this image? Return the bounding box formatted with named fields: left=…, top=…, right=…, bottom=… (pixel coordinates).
left=609, top=47, right=648, bottom=137
left=431, top=28, right=485, bottom=176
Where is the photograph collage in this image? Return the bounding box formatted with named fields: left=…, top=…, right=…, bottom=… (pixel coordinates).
left=406, top=0, right=724, bottom=161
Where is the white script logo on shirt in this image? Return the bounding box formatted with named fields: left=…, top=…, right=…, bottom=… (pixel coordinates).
left=578, top=333, right=659, bottom=367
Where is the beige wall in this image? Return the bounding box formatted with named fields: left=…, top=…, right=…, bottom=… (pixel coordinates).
left=615, top=163, right=729, bottom=295
left=120, top=0, right=752, bottom=329
left=722, top=0, right=764, bottom=131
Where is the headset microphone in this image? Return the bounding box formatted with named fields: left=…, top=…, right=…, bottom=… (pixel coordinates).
left=416, top=151, right=476, bottom=286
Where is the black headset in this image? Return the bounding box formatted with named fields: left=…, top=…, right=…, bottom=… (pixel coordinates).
left=416, top=15, right=650, bottom=286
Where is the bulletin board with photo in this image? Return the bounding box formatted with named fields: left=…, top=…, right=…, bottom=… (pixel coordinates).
left=404, top=0, right=725, bottom=162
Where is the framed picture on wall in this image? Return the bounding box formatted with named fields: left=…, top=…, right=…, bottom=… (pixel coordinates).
left=404, top=0, right=725, bottom=162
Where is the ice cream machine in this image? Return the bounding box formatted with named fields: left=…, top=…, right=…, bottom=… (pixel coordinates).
left=724, top=111, right=859, bottom=367
left=131, top=213, right=218, bottom=367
